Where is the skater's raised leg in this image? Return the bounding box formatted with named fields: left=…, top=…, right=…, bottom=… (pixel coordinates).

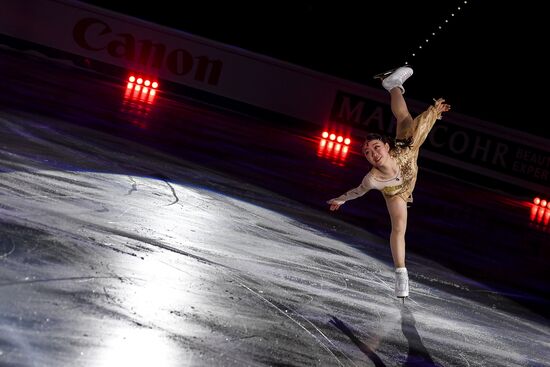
left=380, top=66, right=414, bottom=137
left=390, top=88, right=414, bottom=138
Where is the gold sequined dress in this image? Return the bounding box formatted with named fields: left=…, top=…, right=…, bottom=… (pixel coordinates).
left=334, top=105, right=442, bottom=204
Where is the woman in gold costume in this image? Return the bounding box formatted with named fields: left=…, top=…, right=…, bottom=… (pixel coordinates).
left=327, top=66, right=451, bottom=300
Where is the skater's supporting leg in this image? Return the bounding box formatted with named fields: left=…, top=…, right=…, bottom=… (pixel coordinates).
left=385, top=196, right=407, bottom=268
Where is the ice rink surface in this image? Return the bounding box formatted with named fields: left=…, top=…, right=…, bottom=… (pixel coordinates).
left=0, top=48, right=548, bottom=366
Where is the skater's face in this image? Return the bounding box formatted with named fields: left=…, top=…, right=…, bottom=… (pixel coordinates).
left=363, top=139, right=391, bottom=167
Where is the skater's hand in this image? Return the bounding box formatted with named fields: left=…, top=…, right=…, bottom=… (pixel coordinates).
left=433, top=98, right=451, bottom=116
left=327, top=199, right=344, bottom=211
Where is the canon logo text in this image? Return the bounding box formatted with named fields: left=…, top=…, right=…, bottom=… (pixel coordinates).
left=73, top=18, right=223, bottom=85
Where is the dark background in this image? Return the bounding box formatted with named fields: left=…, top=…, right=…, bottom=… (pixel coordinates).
left=83, top=0, right=548, bottom=138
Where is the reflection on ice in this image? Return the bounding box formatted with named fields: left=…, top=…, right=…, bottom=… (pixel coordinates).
left=97, top=329, right=181, bottom=367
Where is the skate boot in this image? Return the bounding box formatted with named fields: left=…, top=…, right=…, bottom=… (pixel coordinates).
left=380, top=66, right=413, bottom=94
left=395, top=267, right=409, bottom=302
left=373, top=65, right=411, bottom=80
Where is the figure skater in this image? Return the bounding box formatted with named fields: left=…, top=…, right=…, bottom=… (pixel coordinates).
left=327, top=66, right=451, bottom=300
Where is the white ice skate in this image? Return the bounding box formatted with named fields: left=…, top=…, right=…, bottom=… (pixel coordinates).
left=377, top=66, right=413, bottom=94
left=373, top=65, right=411, bottom=80
left=395, top=267, right=409, bottom=302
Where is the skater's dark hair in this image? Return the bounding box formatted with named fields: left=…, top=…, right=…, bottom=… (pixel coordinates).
left=362, top=133, right=413, bottom=157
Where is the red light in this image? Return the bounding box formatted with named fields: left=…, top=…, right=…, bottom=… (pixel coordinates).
left=152, top=82, right=158, bottom=89
left=331, top=143, right=341, bottom=159
left=534, top=197, right=541, bottom=205
left=344, top=138, right=351, bottom=145
left=530, top=205, right=539, bottom=221
left=340, top=145, right=349, bottom=161
left=537, top=207, right=545, bottom=223
left=541, top=200, right=548, bottom=208
left=121, top=75, right=157, bottom=123
left=322, top=131, right=329, bottom=139
left=123, top=83, right=133, bottom=102
left=317, top=139, right=327, bottom=157
left=132, top=86, right=141, bottom=100
left=336, top=136, right=343, bottom=143
left=329, top=134, right=336, bottom=141
left=317, top=137, right=349, bottom=164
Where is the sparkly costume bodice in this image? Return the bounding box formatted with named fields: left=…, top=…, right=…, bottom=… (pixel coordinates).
left=379, top=146, right=419, bottom=202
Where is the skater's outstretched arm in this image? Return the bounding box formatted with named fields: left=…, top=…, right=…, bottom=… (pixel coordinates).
left=327, top=174, right=374, bottom=211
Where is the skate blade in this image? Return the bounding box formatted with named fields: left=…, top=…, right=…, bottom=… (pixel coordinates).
left=397, top=296, right=408, bottom=304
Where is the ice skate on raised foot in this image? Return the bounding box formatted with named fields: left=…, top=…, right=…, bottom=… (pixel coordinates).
left=377, top=66, right=413, bottom=94
left=395, top=267, right=409, bottom=303
left=373, top=65, right=411, bottom=80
